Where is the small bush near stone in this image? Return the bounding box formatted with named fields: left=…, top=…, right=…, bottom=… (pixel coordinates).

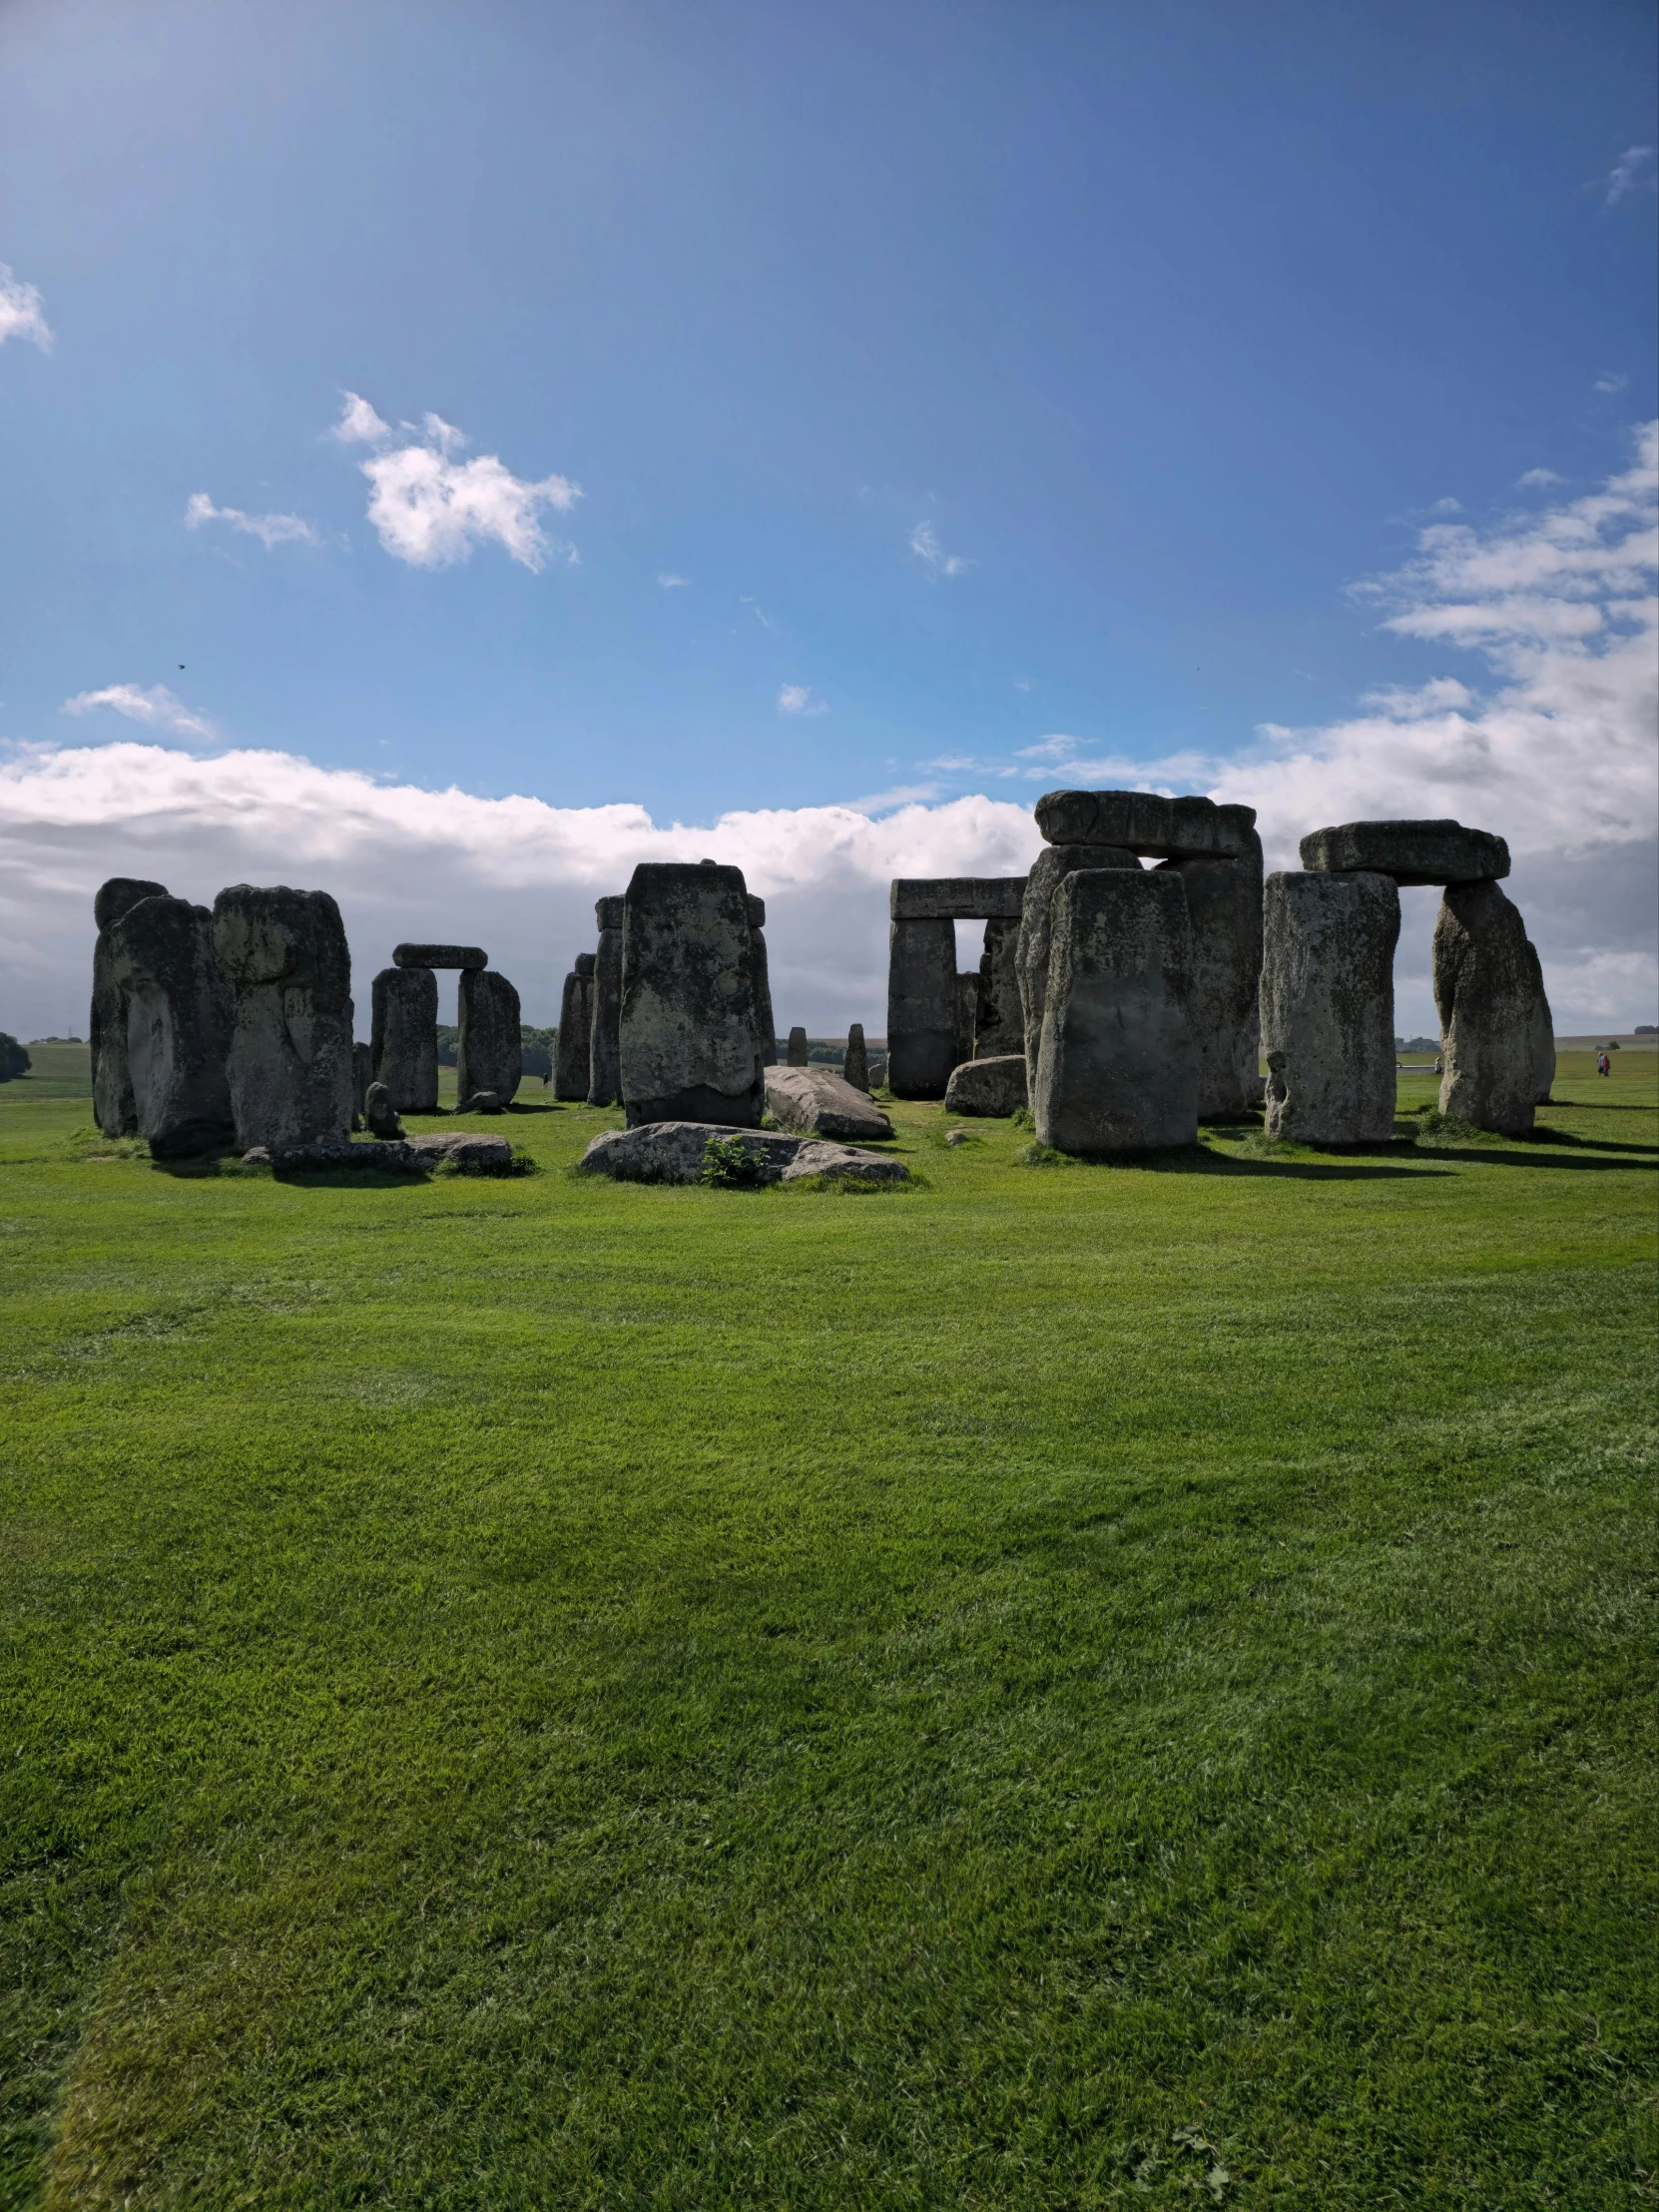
left=1016, top=1139, right=1070, bottom=1167
left=1413, top=1110, right=1511, bottom=1149
left=1010, top=1106, right=1034, bottom=1130
left=699, top=1133, right=771, bottom=1189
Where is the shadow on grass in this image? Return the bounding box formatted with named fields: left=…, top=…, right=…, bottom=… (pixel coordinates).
left=1023, top=1140, right=1439, bottom=1181
left=1408, top=1143, right=1657, bottom=1173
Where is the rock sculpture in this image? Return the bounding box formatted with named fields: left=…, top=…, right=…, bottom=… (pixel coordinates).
left=843, top=1023, right=869, bottom=1091
left=555, top=955, right=594, bottom=1100
left=944, top=1055, right=1028, bottom=1117
left=579, top=1121, right=908, bottom=1186
left=764, top=1065, right=893, bottom=1140
left=886, top=877, right=1025, bottom=1099
left=1016, top=844, right=1140, bottom=1065
left=1300, top=820, right=1508, bottom=886
left=747, top=894, right=778, bottom=1070
left=1033, top=869, right=1197, bottom=1153
left=91, top=876, right=169, bottom=1137
left=213, top=884, right=355, bottom=1152
left=363, top=1080, right=405, bottom=1140
left=619, top=861, right=766, bottom=1127
left=1432, top=881, right=1554, bottom=1136
left=102, top=893, right=236, bottom=1156
left=371, top=964, right=439, bottom=1113
left=1153, top=827, right=1265, bottom=1116
left=1260, top=871, right=1399, bottom=1146
left=588, top=896, right=625, bottom=1107
left=787, top=1025, right=810, bottom=1067
left=457, top=968, right=522, bottom=1107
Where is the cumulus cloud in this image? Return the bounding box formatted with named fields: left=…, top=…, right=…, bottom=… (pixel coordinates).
left=657, top=573, right=689, bottom=588
left=59, top=685, right=218, bottom=744
left=331, top=393, right=580, bottom=569
left=1594, top=372, right=1629, bottom=395
left=1517, top=468, right=1564, bottom=489
left=332, top=390, right=390, bottom=443
left=185, top=492, right=317, bottom=550
left=778, top=684, right=827, bottom=717
left=1604, top=145, right=1655, bottom=207
left=910, top=520, right=975, bottom=577
left=0, top=263, right=53, bottom=352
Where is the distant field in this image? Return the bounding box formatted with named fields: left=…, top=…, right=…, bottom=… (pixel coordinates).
left=1, top=1053, right=1655, bottom=2208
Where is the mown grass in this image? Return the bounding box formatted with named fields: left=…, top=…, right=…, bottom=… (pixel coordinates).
left=1, top=1046, right=1655, bottom=2209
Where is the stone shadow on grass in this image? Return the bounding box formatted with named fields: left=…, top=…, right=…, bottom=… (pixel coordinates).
left=1025, top=1140, right=1438, bottom=1182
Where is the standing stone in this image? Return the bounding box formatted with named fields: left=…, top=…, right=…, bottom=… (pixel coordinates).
left=352, top=1041, right=372, bottom=1130
left=1260, top=871, right=1399, bottom=1147
left=458, top=968, right=522, bottom=1106
left=974, top=918, right=1023, bottom=1060
left=1017, top=844, right=1141, bottom=1066
left=787, top=1025, right=810, bottom=1067
left=952, top=973, right=979, bottom=1070
left=747, top=894, right=778, bottom=1070
left=371, top=964, right=439, bottom=1113
left=589, top=896, right=625, bottom=1107
left=1154, top=829, right=1265, bottom=1116
left=1432, top=881, right=1553, bottom=1137
left=619, top=861, right=765, bottom=1128
left=91, top=877, right=169, bottom=1137
left=843, top=1022, right=869, bottom=1091
left=363, top=1081, right=405, bottom=1140
left=944, top=1055, right=1028, bottom=1117
left=555, top=957, right=594, bottom=1101
left=886, top=915, right=958, bottom=1098
left=103, top=893, right=236, bottom=1156
left=1530, top=988, right=1557, bottom=1106
left=213, top=884, right=355, bottom=1153
left=1033, top=870, right=1197, bottom=1153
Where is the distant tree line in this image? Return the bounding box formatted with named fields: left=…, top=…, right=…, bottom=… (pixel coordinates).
left=433, top=1024, right=555, bottom=1079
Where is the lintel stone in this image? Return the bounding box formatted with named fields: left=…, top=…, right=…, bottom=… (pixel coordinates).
left=889, top=876, right=1027, bottom=922
left=393, top=942, right=488, bottom=970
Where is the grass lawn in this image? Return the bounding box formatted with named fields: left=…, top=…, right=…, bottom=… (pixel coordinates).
left=1, top=1045, right=1655, bottom=2208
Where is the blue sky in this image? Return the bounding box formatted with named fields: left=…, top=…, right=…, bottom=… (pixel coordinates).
left=1, top=0, right=1655, bottom=1034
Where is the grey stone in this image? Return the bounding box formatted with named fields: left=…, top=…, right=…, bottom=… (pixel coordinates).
left=944, top=1054, right=1028, bottom=1117
left=91, top=877, right=170, bottom=1137
left=974, top=917, right=1023, bottom=1059
left=94, top=877, right=171, bottom=934
left=103, top=893, right=236, bottom=1156
left=457, top=969, right=521, bottom=1106
left=363, top=1080, right=405, bottom=1140
left=945, top=1128, right=967, bottom=1146
left=887, top=914, right=958, bottom=1098
left=1016, top=843, right=1142, bottom=1065
left=1035, top=791, right=1257, bottom=859
left=1033, top=869, right=1198, bottom=1154
left=213, top=884, right=354, bottom=1152
left=352, top=1042, right=372, bottom=1130
left=242, top=1130, right=513, bottom=1173
left=619, top=862, right=766, bottom=1128
left=764, top=1065, right=894, bottom=1139
left=787, top=1025, right=810, bottom=1067
left=1432, top=881, right=1554, bottom=1136
left=457, top=1090, right=504, bottom=1114
left=1299, top=820, right=1509, bottom=887
left=371, top=964, right=439, bottom=1112
left=589, top=897, right=625, bottom=1107
left=393, top=943, right=487, bottom=969
left=1154, top=829, right=1265, bottom=1116
left=1531, top=996, right=1557, bottom=1106
left=1261, top=871, right=1399, bottom=1146
left=889, top=877, right=1027, bottom=921
left=578, top=1121, right=909, bottom=1187
left=843, top=1022, right=869, bottom=1091
left=747, top=894, right=778, bottom=1069
left=555, top=965, right=593, bottom=1099
left=575, top=951, right=596, bottom=976
left=952, top=973, right=978, bottom=1069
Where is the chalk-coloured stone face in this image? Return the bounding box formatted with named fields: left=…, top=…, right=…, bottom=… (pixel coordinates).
left=1016, top=843, right=1141, bottom=1067
left=458, top=969, right=522, bottom=1106
left=1432, top=881, right=1553, bottom=1136
left=1033, top=869, right=1198, bottom=1154
left=1261, top=870, right=1399, bottom=1146
left=91, top=877, right=171, bottom=1138
left=944, top=1054, right=1028, bottom=1118
left=842, top=1022, right=869, bottom=1092
left=619, top=862, right=765, bottom=1128
left=1298, top=820, right=1509, bottom=887
left=372, top=965, right=439, bottom=1113
left=588, top=904, right=625, bottom=1108
left=763, top=1065, right=893, bottom=1141
left=554, top=967, right=593, bottom=1100
left=1154, top=830, right=1265, bottom=1117
left=886, top=915, right=957, bottom=1099
left=213, top=884, right=354, bottom=1152
left=787, top=1025, right=810, bottom=1067
left=1034, top=791, right=1256, bottom=859
left=392, top=943, right=487, bottom=970
left=104, top=893, right=236, bottom=1157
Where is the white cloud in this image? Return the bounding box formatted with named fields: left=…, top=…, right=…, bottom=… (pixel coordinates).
left=1594, top=372, right=1629, bottom=395
left=334, top=397, right=582, bottom=571
left=910, top=520, right=975, bottom=578
left=0, top=263, right=53, bottom=352
left=657, top=573, right=690, bottom=588
left=332, top=391, right=390, bottom=443
left=59, top=685, right=218, bottom=745
left=739, top=596, right=778, bottom=632
left=778, top=684, right=827, bottom=717
left=1604, top=146, right=1656, bottom=207
left=185, top=492, right=317, bottom=550
left=1517, top=468, right=1564, bottom=489
left=1428, top=496, right=1462, bottom=514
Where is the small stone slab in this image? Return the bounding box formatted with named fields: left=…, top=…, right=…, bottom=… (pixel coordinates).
left=943, top=1055, right=1028, bottom=1117
left=889, top=877, right=1026, bottom=921
left=1035, top=791, right=1256, bottom=858
left=578, top=1122, right=908, bottom=1187
left=393, top=943, right=488, bottom=969
left=1298, top=820, right=1508, bottom=886
left=241, top=1132, right=512, bottom=1173
left=765, top=1066, right=894, bottom=1139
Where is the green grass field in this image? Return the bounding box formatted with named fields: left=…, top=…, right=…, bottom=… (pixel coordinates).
left=2, top=1045, right=1655, bottom=2209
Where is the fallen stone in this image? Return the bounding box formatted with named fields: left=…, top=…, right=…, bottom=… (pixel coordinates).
left=944, top=1129, right=968, bottom=1147
left=886, top=915, right=958, bottom=1098
left=1261, top=871, right=1399, bottom=1145
left=782, top=1142, right=909, bottom=1186
left=974, top=917, right=1023, bottom=1059
left=1299, top=820, right=1509, bottom=886
left=555, top=961, right=594, bottom=1100
left=363, top=1080, right=405, bottom=1140
left=1035, top=791, right=1257, bottom=859
left=619, top=862, right=766, bottom=1127
left=944, top=1054, right=1028, bottom=1116
left=843, top=1022, right=869, bottom=1091
left=587, top=896, right=625, bottom=1107
left=456, top=1090, right=503, bottom=1114
left=1016, top=843, right=1141, bottom=1065
left=241, top=1130, right=513, bottom=1173
left=765, top=1065, right=894, bottom=1139
left=393, top=943, right=487, bottom=969
left=371, top=964, right=439, bottom=1112
left=91, top=877, right=170, bottom=1138
left=213, top=884, right=355, bottom=1152
left=458, top=968, right=522, bottom=1105
left=888, top=877, right=1027, bottom=921
left=104, top=893, right=236, bottom=1156
left=579, top=1121, right=908, bottom=1186
left=787, top=1025, right=810, bottom=1067
left=1432, top=881, right=1553, bottom=1136
left=1033, top=869, right=1198, bottom=1153
left=1154, top=829, right=1265, bottom=1117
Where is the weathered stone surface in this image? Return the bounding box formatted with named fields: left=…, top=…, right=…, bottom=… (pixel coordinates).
left=393, top=943, right=487, bottom=969
left=457, top=968, right=521, bottom=1106
left=1033, top=870, right=1198, bottom=1153
left=213, top=884, right=354, bottom=1152
left=1016, top=844, right=1142, bottom=1064
left=889, top=877, right=1027, bottom=921
left=371, top=964, right=439, bottom=1112
left=747, top=894, right=778, bottom=1069
left=886, top=915, right=956, bottom=1098
left=1261, top=871, right=1399, bottom=1146
left=787, top=1025, right=810, bottom=1067
left=619, top=862, right=765, bottom=1128
left=242, top=1130, right=513, bottom=1173
left=765, top=1065, right=894, bottom=1139
left=91, top=877, right=171, bottom=1137
left=555, top=965, right=593, bottom=1100
left=363, top=1080, right=405, bottom=1140
left=843, top=1022, right=869, bottom=1091
left=1299, top=820, right=1509, bottom=887
left=974, top=917, right=1022, bottom=1060
left=588, top=896, right=625, bottom=1107
left=944, top=1054, right=1028, bottom=1117
left=1432, top=881, right=1554, bottom=1136
left=1154, top=829, right=1265, bottom=1116
left=1035, top=791, right=1257, bottom=859
left=579, top=1121, right=909, bottom=1186
left=352, top=1042, right=372, bottom=1130
left=457, top=1090, right=504, bottom=1114
left=1531, top=996, right=1557, bottom=1106
left=952, top=973, right=979, bottom=1068
left=103, top=893, right=236, bottom=1156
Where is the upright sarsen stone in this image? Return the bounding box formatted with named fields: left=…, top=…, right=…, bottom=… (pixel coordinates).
left=1432, top=881, right=1553, bottom=1136
left=886, top=915, right=957, bottom=1098
left=372, top=964, right=439, bottom=1112
left=1016, top=844, right=1140, bottom=1065
left=787, top=1025, right=810, bottom=1067
left=589, top=896, right=625, bottom=1107
left=1033, top=870, right=1197, bottom=1153
left=843, top=1022, right=869, bottom=1092
left=213, top=884, right=354, bottom=1152
left=1154, top=829, right=1264, bottom=1116
left=1260, top=871, right=1399, bottom=1146
left=458, top=969, right=522, bottom=1106
left=104, top=893, right=235, bottom=1156
left=555, top=956, right=594, bottom=1100
left=619, top=862, right=765, bottom=1127
left=352, top=1041, right=372, bottom=1130
left=747, top=894, right=778, bottom=1070
left=952, top=973, right=979, bottom=1071
left=91, top=876, right=169, bottom=1137
left=974, top=917, right=1023, bottom=1060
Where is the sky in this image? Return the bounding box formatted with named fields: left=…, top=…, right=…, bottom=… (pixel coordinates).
left=1, top=0, right=1654, bottom=1039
